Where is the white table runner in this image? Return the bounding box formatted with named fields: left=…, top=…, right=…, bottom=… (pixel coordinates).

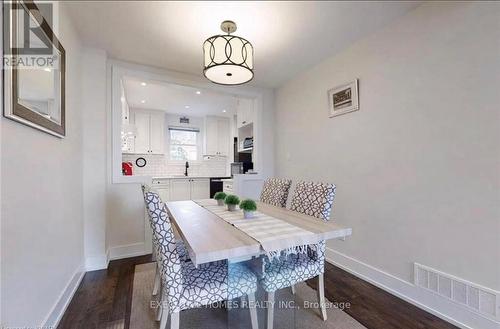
left=195, top=199, right=315, bottom=258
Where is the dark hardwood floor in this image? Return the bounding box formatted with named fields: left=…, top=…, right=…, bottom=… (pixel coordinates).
left=58, top=255, right=458, bottom=329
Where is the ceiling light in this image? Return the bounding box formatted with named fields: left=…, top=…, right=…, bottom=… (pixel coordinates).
left=185, top=105, right=190, bottom=109
left=141, top=100, right=146, bottom=104
left=140, top=82, right=147, bottom=86
left=196, top=91, right=201, bottom=95
left=203, top=20, right=254, bottom=85
left=222, top=110, right=227, bottom=113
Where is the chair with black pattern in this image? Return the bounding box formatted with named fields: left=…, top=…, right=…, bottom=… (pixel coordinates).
left=260, top=177, right=292, bottom=208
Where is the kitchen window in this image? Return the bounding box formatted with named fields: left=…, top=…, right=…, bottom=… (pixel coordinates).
left=169, top=127, right=199, bottom=161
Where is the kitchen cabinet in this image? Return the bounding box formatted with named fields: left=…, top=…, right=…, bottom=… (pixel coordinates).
left=170, top=179, right=191, bottom=201
left=204, top=116, right=230, bottom=156
left=169, top=178, right=210, bottom=201
left=190, top=179, right=210, bottom=200
left=236, top=98, right=254, bottom=128
left=131, top=110, right=164, bottom=154
left=152, top=180, right=170, bottom=201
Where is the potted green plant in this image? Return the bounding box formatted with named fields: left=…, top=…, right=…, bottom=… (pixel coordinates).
left=239, top=199, right=257, bottom=219
left=213, top=191, right=227, bottom=206
left=224, top=194, right=240, bottom=211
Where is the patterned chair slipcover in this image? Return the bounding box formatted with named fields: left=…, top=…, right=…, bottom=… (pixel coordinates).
left=261, top=181, right=336, bottom=290
left=290, top=181, right=336, bottom=220
left=260, top=178, right=292, bottom=208
left=260, top=181, right=336, bottom=325
left=143, top=190, right=258, bottom=329
left=141, top=185, right=188, bottom=299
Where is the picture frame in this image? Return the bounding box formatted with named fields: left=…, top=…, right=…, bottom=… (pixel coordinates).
left=2, top=0, right=66, bottom=137
left=328, top=79, right=359, bottom=118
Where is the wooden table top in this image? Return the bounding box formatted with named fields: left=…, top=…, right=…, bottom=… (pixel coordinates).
left=165, top=200, right=352, bottom=267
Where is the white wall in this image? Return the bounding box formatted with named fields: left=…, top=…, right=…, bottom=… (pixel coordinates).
left=0, top=3, right=85, bottom=327
left=82, top=48, right=108, bottom=270
left=275, top=2, right=499, bottom=328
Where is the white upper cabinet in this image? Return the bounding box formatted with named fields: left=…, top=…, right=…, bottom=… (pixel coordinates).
left=216, top=118, right=230, bottom=156
left=204, top=116, right=230, bottom=156
left=236, top=98, right=254, bottom=129
left=149, top=114, right=164, bottom=154
left=130, top=109, right=164, bottom=155
left=205, top=116, right=218, bottom=156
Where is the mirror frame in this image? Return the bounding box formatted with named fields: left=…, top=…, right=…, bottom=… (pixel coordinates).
left=2, top=0, right=66, bottom=137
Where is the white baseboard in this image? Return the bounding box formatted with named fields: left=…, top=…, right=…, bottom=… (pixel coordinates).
left=325, top=247, right=500, bottom=329
left=42, top=263, right=85, bottom=328
left=85, top=252, right=110, bottom=271
left=108, top=242, right=147, bottom=260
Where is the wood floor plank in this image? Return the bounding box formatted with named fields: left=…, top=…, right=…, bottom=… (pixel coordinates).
left=58, top=255, right=458, bottom=329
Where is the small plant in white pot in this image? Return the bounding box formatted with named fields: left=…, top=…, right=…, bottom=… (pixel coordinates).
left=224, top=194, right=240, bottom=212
left=240, top=199, right=257, bottom=219
left=214, top=192, right=227, bottom=206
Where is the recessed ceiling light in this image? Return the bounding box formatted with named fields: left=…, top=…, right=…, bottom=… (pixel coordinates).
left=140, top=82, right=147, bottom=86
left=185, top=105, right=190, bottom=109
left=44, top=68, right=51, bottom=72
left=196, top=91, right=201, bottom=95
left=141, top=100, right=146, bottom=104
left=222, top=110, right=227, bottom=113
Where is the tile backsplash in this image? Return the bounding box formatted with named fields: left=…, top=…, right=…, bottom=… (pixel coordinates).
left=122, top=154, right=228, bottom=177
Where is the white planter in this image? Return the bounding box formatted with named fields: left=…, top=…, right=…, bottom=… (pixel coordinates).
left=217, top=199, right=224, bottom=206
left=227, top=204, right=237, bottom=211
left=243, top=211, right=255, bottom=219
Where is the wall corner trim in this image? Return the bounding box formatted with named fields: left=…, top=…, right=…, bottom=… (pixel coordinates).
left=41, top=263, right=85, bottom=329
left=325, top=247, right=500, bottom=329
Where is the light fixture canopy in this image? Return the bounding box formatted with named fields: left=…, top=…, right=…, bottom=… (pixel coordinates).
left=203, top=20, right=254, bottom=85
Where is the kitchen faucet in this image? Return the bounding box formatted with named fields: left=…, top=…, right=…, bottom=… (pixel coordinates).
left=184, top=161, right=189, bottom=176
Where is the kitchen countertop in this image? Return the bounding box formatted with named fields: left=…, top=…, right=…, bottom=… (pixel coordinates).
left=151, top=175, right=232, bottom=180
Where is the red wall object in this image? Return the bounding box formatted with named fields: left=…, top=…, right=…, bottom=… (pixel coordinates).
left=122, top=162, right=133, bottom=176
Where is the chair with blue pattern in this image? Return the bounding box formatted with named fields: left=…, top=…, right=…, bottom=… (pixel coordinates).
left=143, top=189, right=259, bottom=329
left=260, top=181, right=336, bottom=329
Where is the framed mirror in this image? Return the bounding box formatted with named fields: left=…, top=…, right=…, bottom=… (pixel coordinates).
left=3, top=0, right=66, bottom=137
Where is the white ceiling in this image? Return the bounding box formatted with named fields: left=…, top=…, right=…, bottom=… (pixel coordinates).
left=124, top=78, right=238, bottom=118
left=66, top=1, right=421, bottom=88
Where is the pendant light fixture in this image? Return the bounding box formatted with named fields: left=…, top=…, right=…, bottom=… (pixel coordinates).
left=203, top=20, right=254, bottom=85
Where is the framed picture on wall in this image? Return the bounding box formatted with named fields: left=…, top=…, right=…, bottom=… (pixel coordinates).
left=328, top=79, right=359, bottom=117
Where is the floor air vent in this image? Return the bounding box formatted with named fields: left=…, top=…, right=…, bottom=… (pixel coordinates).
left=414, top=263, right=499, bottom=320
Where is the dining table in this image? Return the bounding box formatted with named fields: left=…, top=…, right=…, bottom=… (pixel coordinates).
left=165, top=199, right=352, bottom=267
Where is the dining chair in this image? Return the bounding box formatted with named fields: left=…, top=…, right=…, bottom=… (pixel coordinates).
left=143, top=189, right=259, bottom=329
left=141, top=185, right=188, bottom=300
left=260, top=181, right=336, bottom=329
left=259, top=177, right=292, bottom=208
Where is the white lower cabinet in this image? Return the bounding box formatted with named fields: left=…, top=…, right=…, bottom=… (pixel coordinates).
left=168, top=178, right=210, bottom=201
left=152, top=180, right=170, bottom=201
left=190, top=179, right=210, bottom=200
left=156, top=186, right=170, bottom=202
